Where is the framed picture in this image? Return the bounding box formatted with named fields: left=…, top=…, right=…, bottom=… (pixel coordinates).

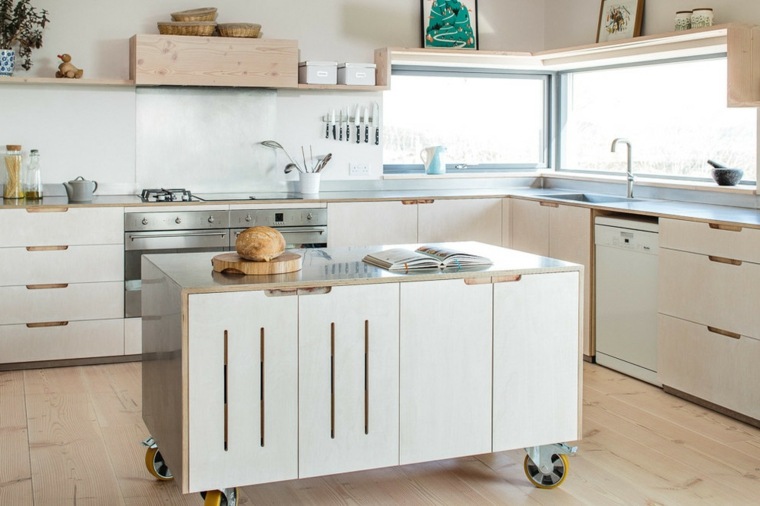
left=597, top=0, right=644, bottom=43
left=421, top=0, right=478, bottom=50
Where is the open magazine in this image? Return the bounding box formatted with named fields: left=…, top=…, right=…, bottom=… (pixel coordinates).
left=362, top=245, right=492, bottom=272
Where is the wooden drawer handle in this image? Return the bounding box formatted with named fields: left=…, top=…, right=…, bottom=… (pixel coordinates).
left=708, top=223, right=742, bottom=232
left=465, top=275, right=522, bottom=285
left=708, top=255, right=742, bottom=266
left=401, top=200, right=416, bottom=205
left=707, top=326, right=741, bottom=340
left=26, top=321, right=69, bottom=328
left=26, top=206, right=69, bottom=213
left=25, top=283, right=69, bottom=290
left=401, top=199, right=435, bottom=205
left=26, top=245, right=69, bottom=252
left=540, top=201, right=559, bottom=208
left=416, top=199, right=434, bottom=205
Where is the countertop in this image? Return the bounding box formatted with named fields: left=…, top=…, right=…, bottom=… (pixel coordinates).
left=143, top=242, right=582, bottom=294
left=4, top=187, right=760, bottom=229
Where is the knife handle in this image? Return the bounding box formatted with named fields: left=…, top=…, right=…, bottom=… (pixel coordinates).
left=375, top=128, right=379, bottom=145
left=339, top=124, right=343, bottom=141
left=346, top=125, right=350, bottom=142
left=332, top=125, right=336, bottom=140
left=325, top=123, right=330, bottom=139
left=356, top=125, right=361, bottom=144
left=364, top=126, right=369, bottom=143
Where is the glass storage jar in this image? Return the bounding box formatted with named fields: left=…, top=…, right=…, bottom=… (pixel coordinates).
left=3, top=144, right=25, bottom=199
left=25, top=149, right=43, bottom=199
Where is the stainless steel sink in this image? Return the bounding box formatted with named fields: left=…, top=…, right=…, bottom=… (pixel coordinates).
left=537, top=193, right=641, bottom=204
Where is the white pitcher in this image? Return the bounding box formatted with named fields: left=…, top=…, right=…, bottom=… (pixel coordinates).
left=420, top=146, right=446, bottom=174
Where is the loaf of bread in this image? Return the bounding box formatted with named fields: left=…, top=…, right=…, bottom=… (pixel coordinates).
left=235, top=226, right=286, bottom=261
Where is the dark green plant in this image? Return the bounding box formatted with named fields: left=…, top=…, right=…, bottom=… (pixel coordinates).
left=0, top=0, right=49, bottom=71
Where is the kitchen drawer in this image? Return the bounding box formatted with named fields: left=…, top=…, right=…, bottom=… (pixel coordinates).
left=659, top=314, right=760, bottom=420
left=0, top=207, right=123, bottom=247
left=0, top=245, right=123, bottom=286
left=0, top=319, right=124, bottom=364
left=659, top=248, right=760, bottom=338
left=660, top=217, right=760, bottom=263
left=0, top=282, right=123, bottom=325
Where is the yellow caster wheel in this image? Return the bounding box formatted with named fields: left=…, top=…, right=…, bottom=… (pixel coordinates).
left=201, top=488, right=239, bottom=506
left=144, top=446, right=173, bottom=481
left=523, top=453, right=569, bottom=489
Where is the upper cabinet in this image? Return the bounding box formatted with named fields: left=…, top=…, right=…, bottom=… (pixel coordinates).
left=380, top=23, right=760, bottom=107
left=129, top=34, right=299, bottom=88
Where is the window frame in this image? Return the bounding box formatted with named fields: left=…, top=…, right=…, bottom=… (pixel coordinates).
left=383, top=65, right=555, bottom=174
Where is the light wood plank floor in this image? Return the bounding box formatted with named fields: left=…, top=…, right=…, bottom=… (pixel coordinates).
left=2, top=362, right=760, bottom=505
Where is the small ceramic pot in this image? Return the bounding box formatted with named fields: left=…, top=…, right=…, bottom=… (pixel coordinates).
left=0, top=49, right=15, bottom=76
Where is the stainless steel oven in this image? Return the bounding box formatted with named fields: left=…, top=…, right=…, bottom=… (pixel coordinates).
left=124, top=207, right=328, bottom=318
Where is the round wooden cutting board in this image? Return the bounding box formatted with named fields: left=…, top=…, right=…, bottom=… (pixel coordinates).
left=212, top=251, right=302, bottom=275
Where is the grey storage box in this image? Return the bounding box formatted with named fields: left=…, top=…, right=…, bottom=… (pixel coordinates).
left=337, top=63, right=376, bottom=86
left=298, top=61, right=338, bottom=85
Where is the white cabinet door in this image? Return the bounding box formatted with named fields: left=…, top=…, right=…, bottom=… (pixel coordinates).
left=0, top=207, right=123, bottom=247
left=399, top=279, right=492, bottom=465
left=327, top=201, right=417, bottom=247
left=187, top=291, right=298, bottom=493
left=417, top=198, right=502, bottom=245
left=493, top=271, right=581, bottom=451
left=299, top=283, right=400, bottom=478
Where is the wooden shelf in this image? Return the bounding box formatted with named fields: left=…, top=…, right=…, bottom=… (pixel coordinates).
left=0, top=76, right=134, bottom=86
left=382, top=23, right=760, bottom=107
left=296, top=83, right=388, bottom=91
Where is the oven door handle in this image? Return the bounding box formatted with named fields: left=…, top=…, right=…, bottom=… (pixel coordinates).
left=127, top=231, right=228, bottom=241
left=281, top=227, right=326, bottom=235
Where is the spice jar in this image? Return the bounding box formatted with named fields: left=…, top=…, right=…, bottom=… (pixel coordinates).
left=4, top=144, right=25, bottom=199
left=674, top=10, right=692, bottom=31
left=691, top=8, right=714, bottom=29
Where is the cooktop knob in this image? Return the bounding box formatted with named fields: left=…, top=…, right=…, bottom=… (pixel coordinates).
left=142, top=218, right=149, bottom=225
left=208, top=216, right=215, bottom=224
left=306, top=212, right=313, bottom=220
left=245, top=214, right=252, bottom=222
left=175, top=217, right=182, bottom=224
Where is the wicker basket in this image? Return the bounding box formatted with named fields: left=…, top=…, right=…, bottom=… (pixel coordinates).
left=158, top=21, right=217, bottom=36
left=217, top=23, right=262, bottom=38
left=170, top=7, right=218, bottom=22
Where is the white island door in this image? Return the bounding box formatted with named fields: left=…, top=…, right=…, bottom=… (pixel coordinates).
left=299, top=283, right=400, bottom=477
left=399, top=279, right=493, bottom=464
left=492, top=271, right=582, bottom=451
left=187, top=291, right=298, bottom=493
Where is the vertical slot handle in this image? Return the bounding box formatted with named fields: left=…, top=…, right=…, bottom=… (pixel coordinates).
left=260, top=328, right=265, bottom=447
left=224, top=330, right=229, bottom=451
left=364, top=319, right=369, bottom=435
left=330, top=323, right=336, bottom=439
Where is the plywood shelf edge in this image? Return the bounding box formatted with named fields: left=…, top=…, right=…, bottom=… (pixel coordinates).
left=0, top=76, right=134, bottom=86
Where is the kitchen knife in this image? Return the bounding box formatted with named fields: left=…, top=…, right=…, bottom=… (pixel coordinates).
left=325, top=113, right=330, bottom=139
left=355, top=105, right=361, bottom=144
left=372, top=102, right=379, bottom=145
left=338, top=110, right=343, bottom=141
left=345, top=106, right=350, bottom=142
left=331, top=109, right=336, bottom=140
left=363, top=106, right=369, bottom=143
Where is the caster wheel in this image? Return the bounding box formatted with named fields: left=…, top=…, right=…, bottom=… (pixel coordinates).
left=201, top=488, right=238, bottom=506
left=144, top=446, right=173, bottom=481
left=523, top=453, right=569, bottom=489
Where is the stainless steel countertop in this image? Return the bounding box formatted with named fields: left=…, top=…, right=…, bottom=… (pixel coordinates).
left=143, top=241, right=582, bottom=293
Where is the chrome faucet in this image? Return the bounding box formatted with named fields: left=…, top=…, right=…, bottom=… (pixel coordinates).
left=611, top=138, right=634, bottom=199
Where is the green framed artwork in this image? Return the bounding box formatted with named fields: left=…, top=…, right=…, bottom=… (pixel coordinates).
left=421, top=0, right=478, bottom=50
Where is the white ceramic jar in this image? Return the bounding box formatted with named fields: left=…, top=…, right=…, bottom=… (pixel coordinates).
left=691, top=8, right=714, bottom=29
left=675, top=10, right=692, bottom=31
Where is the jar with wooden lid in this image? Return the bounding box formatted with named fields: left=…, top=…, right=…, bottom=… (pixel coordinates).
left=3, top=145, right=25, bottom=199
left=691, top=8, right=713, bottom=28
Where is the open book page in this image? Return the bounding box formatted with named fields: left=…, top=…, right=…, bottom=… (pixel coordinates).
left=362, top=245, right=492, bottom=271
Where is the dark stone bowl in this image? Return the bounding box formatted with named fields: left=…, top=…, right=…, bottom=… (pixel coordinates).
left=711, top=168, right=743, bottom=186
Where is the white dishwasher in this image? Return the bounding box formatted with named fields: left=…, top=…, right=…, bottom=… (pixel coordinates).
left=595, top=215, right=660, bottom=386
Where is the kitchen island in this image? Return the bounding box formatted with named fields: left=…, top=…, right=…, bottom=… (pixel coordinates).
left=140, top=242, right=583, bottom=504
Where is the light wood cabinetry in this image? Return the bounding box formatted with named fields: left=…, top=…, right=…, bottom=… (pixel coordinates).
left=327, top=201, right=417, bottom=247
left=328, top=198, right=502, bottom=248
left=658, top=217, right=760, bottom=423
left=510, top=199, right=592, bottom=356
left=0, top=207, right=125, bottom=366
left=399, top=279, right=493, bottom=464
left=493, top=271, right=581, bottom=451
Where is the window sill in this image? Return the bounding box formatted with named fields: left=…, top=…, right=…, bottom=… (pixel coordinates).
left=383, top=171, right=541, bottom=180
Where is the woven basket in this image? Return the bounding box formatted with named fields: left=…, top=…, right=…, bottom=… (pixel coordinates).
left=158, top=21, right=217, bottom=36
left=217, top=23, right=262, bottom=38
left=170, top=7, right=218, bottom=22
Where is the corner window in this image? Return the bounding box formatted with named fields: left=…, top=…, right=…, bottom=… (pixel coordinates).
left=382, top=68, right=550, bottom=173
left=559, top=57, right=757, bottom=182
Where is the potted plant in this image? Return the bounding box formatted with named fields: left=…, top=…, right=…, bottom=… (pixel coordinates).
left=0, top=0, right=50, bottom=76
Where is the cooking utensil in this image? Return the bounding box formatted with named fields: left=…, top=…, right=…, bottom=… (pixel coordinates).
left=707, top=159, right=728, bottom=169
left=344, top=106, right=350, bottom=142
left=324, top=114, right=330, bottom=139
left=363, top=106, right=370, bottom=143
left=262, top=140, right=302, bottom=171
left=331, top=109, right=337, bottom=140
left=338, top=110, right=344, bottom=141
left=315, top=153, right=332, bottom=173
left=372, top=102, right=379, bottom=145
left=355, top=104, right=361, bottom=144
left=283, top=163, right=300, bottom=174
